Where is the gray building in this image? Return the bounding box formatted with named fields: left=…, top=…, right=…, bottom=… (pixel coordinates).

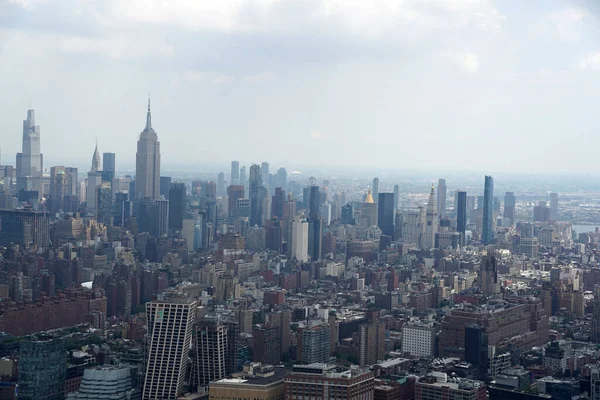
left=297, top=322, right=331, bottom=364
left=18, top=338, right=66, bottom=400
left=16, top=109, right=43, bottom=195
left=67, top=366, right=140, bottom=400
left=135, top=99, right=161, bottom=199
left=0, top=208, right=49, bottom=248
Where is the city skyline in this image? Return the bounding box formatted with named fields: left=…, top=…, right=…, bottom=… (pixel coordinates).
left=1, top=0, right=600, bottom=173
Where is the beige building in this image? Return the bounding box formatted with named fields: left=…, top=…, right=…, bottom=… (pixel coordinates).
left=209, top=364, right=286, bottom=400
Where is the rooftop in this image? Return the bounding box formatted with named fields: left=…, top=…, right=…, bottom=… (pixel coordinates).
left=211, top=367, right=288, bottom=387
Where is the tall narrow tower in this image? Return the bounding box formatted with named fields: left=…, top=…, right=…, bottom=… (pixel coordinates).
left=135, top=98, right=161, bottom=199
left=16, top=109, right=43, bottom=194
left=482, top=176, right=494, bottom=244
left=421, top=185, right=438, bottom=249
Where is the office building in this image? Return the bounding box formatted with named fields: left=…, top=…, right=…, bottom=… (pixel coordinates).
left=591, top=366, right=600, bottom=400
left=482, top=176, right=494, bottom=244
left=439, top=299, right=548, bottom=358
left=437, top=179, right=446, bottom=216
left=240, top=166, right=246, bottom=186
left=134, top=197, right=169, bottom=237
left=261, top=162, right=270, bottom=193
left=49, top=166, right=68, bottom=214
left=479, top=255, right=500, bottom=296
left=142, top=296, right=196, bottom=400
left=113, top=191, right=130, bottom=227
left=359, top=320, right=386, bottom=366
left=464, top=325, right=488, bottom=381
left=372, top=177, right=379, bottom=204
left=135, top=99, right=161, bottom=199
left=296, top=322, right=331, bottom=364
left=18, top=338, right=66, bottom=400
left=196, top=319, right=229, bottom=386
left=231, top=161, right=240, bottom=185
left=456, top=191, right=467, bottom=246
left=249, top=164, right=266, bottom=227
left=103, top=152, right=115, bottom=173
left=67, top=366, right=140, bottom=400
left=394, top=184, right=400, bottom=210
left=168, top=183, right=186, bottom=231
left=421, top=186, right=438, bottom=249
left=96, top=182, right=113, bottom=226
left=284, top=364, right=374, bottom=400
left=16, top=109, right=43, bottom=195
left=533, top=201, right=550, bottom=222
left=227, top=185, right=245, bottom=215
left=592, top=300, right=600, bottom=344
left=86, top=171, right=102, bottom=214
left=415, top=375, right=485, bottom=400
left=402, top=320, right=436, bottom=358
left=504, top=192, right=515, bottom=219
left=0, top=208, right=49, bottom=248
left=549, top=192, right=558, bottom=220
left=65, top=167, right=78, bottom=196
left=276, top=167, right=287, bottom=192
left=377, top=193, right=395, bottom=238
left=209, top=364, right=286, bottom=400
left=291, top=216, right=309, bottom=262
left=341, top=203, right=355, bottom=225
left=253, top=326, right=281, bottom=365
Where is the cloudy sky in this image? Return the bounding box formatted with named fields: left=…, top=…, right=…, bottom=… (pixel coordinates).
left=0, top=0, right=599, bottom=174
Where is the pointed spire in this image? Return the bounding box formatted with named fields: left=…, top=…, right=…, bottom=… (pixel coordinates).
left=145, top=95, right=152, bottom=131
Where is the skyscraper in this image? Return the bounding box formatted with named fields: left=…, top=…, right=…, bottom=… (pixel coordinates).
left=261, top=162, right=270, bottom=193
left=16, top=109, right=43, bottom=195
left=143, top=296, right=196, bottom=400
left=549, top=192, right=558, bottom=220
left=135, top=99, right=161, bottom=199
left=231, top=161, right=240, bottom=185
left=308, top=185, right=322, bottom=261
left=102, top=152, right=115, bottom=183
left=504, top=191, right=516, bottom=219
left=96, top=182, right=113, bottom=226
left=292, top=216, right=309, bottom=262
left=18, top=338, right=66, bottom=400
left=393, top=184, right=400, bottom=210
left=372, top=177, right=379, bottom=204
left=196, top=319, right=228, bottom=387
left=90, top=143, right=101, bottom=172
left=297, top=323, right=331, bottom=364
left=249, top=164, right=266, bottom=227
left=217, top=172, right=226, bottom=197
left=276, top=167, right=287, bottom=192
left=239, top=166, right=246, bottom=187
left=377, top=193, right=394, bottom=238
left=168, top=182, right=186, bottom=231
left=421, top=185, right=438, bottom=249
left=456, top=191, right=467, bottom=246
left=482, top=176, right=494, bottom=244
left=437, top=179, right=447, bottom=216
left=479, top=255, right=500, bottom=296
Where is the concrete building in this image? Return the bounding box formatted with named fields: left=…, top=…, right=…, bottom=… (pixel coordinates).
left=415, top=374, right=485, bottom=400
left=284, top=364, right=374, bottom=400
left=209, top=364, right=286, bottom=400
left=291, top=216, right=309, bottom=262
left=402, top=320, right=435, bottom=358
left=297, top=322, right=331, bottom=364
left=142, top=295, right=196, bottom=400
left=421, top=185, right=438, bottom=249
left=67, top=366, right=140, bottom=400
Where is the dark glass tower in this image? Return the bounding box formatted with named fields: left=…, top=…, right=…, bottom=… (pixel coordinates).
left=464, top=325, right=488, bottom=381
left=308, top=185, right=322, bottom=261
left=377, top=193, right=395, bottom=237
left=18, top=338, right=66, bottom=400
left=102, top=152, right=116, bottom=183
left=456, top=191, right=467, bottom=246
left=249, top=164, right=266, bottom=227
left=168, top=182, right=186, bottom=231
left=482, top=175, right=494, bottom=244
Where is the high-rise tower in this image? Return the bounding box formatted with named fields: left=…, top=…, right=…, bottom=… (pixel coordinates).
left=420, top=185, right=438, bottom=249
left=372, top=177, right=379, bottom=204
left=135, top=98, right=161, bottom=199
left=16, top=109, right=43, bottom=195
left=437, top=179, right=447, bottom=216
left=482, top=176, right=494, bottom=244
left=456, top=191, right=467, bottom=246
left=231, top=161, right=240, bottom=185
left=90, top=142, right=101, bottom=172
left=504, top=191, right=515, bottom=220
left=143, top=296, right=196, bottom=400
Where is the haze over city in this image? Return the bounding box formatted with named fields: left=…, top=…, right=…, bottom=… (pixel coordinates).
left=1, top=0, right=600, bottom=173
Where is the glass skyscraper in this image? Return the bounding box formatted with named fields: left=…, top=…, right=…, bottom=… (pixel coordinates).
left=482, top=175, right=494, bottom=244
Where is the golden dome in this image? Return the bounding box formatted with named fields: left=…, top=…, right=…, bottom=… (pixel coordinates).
left=365, top=190, right=374, bottom=204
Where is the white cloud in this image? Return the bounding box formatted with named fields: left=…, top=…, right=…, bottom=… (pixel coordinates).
left=462, top=52, right=480, bottom=74
left=310, top=131, right=327, bottom=140
left=579, top=52, right=600, bottom=71
left=545, top=7, right=589, bottom=42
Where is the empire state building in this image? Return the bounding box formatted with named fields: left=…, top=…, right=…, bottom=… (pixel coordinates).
left=135, top=99, right=161, bottom=199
